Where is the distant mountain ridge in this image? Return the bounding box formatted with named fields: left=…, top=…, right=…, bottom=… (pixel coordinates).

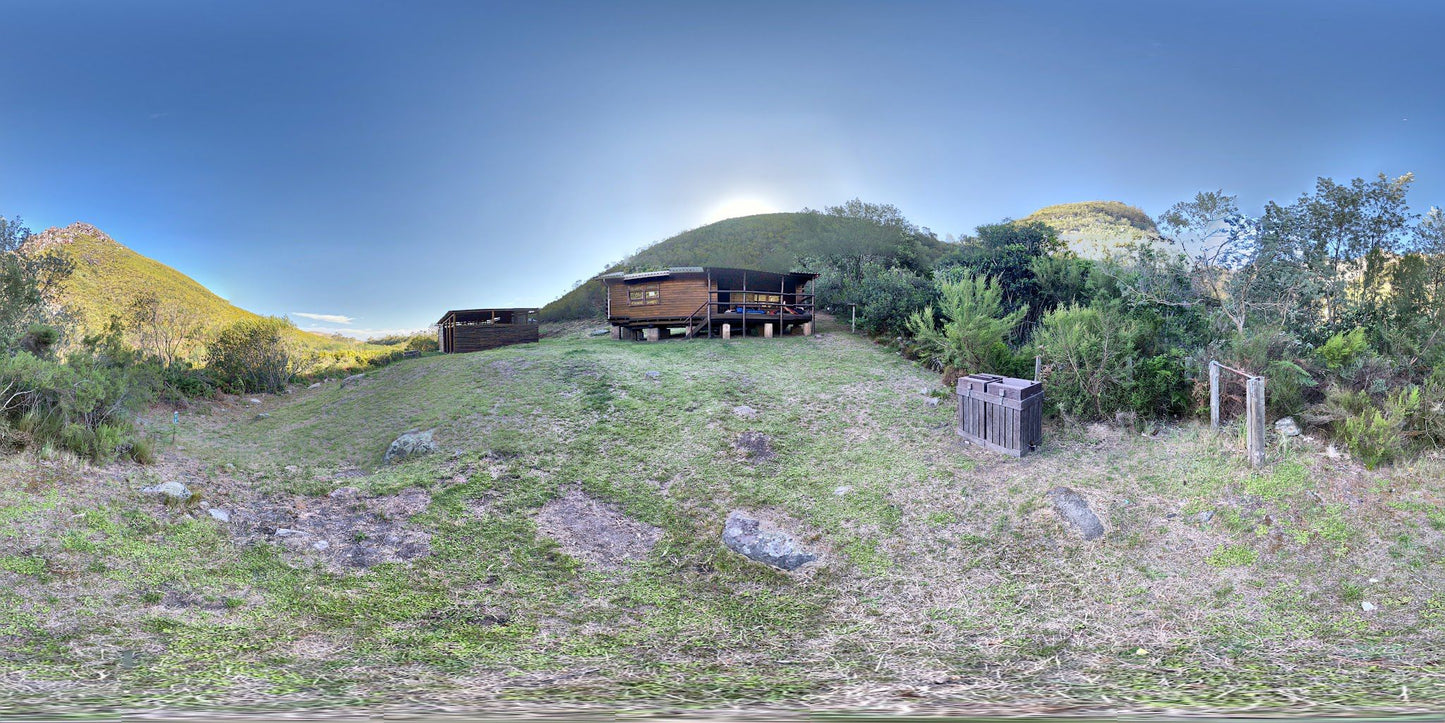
left=540, top=212, right=950, bottom=320
left=1021, top=201, right=1161, bottom=258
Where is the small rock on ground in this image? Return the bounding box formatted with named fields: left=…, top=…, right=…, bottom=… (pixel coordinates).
left=1049, top=487, right=1105, bottom=540
left=732, top=405, right=758, bottom=419
left=645, top=371, right=661, bottom=379
left=308, top=382, right=323, bottom=389
left=340, top=373, right=366, bottom=388
left=589, top=328, right=610, bottom=336
left=247, top=398, right=262, bottom=406
left=384, top=430, right=438, bottom=463
left=1276, top=417, right=1302, bottom=437
left=141, top=481, right=191, bottom=501
left=721, top=512, right=818, bottom=571
left=208, top=508, right=231, bottom=523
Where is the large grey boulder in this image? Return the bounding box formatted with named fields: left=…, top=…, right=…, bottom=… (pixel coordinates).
left=384, top=430, right=438, bottom=464
left=722, top=512, right=818, bottom=571
left=1049, top=487, right=1105, bottom=540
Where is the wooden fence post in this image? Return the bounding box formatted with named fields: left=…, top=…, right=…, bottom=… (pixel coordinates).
left=1034, top=356, right=1042, bottom=382
left=1246, top=376, right=1266, bottom=468
left=1209, top=360, right=1221, bottom=431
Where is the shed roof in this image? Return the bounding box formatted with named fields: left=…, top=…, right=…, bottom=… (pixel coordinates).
left=436, top=307, right=539, bottom=325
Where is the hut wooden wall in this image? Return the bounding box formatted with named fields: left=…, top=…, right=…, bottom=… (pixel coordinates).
left=447, top=324, right=539, bottom=353
left=607, top=277, right=710, bottom=321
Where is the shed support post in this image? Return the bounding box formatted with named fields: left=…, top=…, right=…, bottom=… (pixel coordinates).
left=803, top=321, right=814, bottom=336
left=764, top=323, right=773, bottom=339
left=1209, top=361, right=1221, bottom=431
left=721, top=323, right=731, bottom=340
left=1247, top=376, right=1266, bottom=468
left=610, top=325, right=622, bottom=340
left=643, top=327, right=659, bottom=343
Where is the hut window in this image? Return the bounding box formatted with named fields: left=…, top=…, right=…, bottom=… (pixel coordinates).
left=628, top=285, right=661, bottom=306
left=747, top=293, right=781, bottom=304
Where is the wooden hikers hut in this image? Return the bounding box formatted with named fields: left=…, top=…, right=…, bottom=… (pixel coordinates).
left=435, top=308, right=539, bottom=353
left=599, top=267, right=817, bottom=341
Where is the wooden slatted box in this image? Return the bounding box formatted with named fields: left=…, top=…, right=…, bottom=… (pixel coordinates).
left=956, top=374, right=1044, bottom=457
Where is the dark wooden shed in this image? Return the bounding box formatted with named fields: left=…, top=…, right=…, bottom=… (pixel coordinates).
left=436, top=307, right=539, bottom=353
left=599, top=267, right=817, bottom=341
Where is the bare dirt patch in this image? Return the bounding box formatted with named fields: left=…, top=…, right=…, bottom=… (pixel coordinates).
left=534, top=488, right=661, bottom=571
left=732, top=431, right=775, bottom=462
left=223, top=486, right=433, bottom=571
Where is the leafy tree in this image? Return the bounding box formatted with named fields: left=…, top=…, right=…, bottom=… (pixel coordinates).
left=905, top=272, right=1025, bottom=375
left=938, top=220, right=1062, bottom=318
left=812, top=256, right=934, bottom=337
left=0, top=214, right=72, bottom=348
left=128, top=291, right=204, bottom=367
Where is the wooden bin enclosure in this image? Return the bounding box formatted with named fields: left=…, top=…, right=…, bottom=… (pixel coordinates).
left=436, top=308, right=539, bottom=353
left=956, top=374, right=1044, bottom=457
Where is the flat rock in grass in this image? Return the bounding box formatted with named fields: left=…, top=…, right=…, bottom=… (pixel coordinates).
left=384, top=429, right=437, bottom=463
left=589, top=328, right=610, bottom=337
left=722, top=512, right=818, bottom=571
left=141, top=481, right=191, bottom=501
left=645, top=371, right=661, bottom=380
left=340, top=373, right=366, bottom=388
left=1049, top=487, right=1105, bottom=541
left=1275, top=417, right=1302, bottom=437
left=534, top=489, right=661, bottom=571
left=732, top=405, right=759, bottom=419
left=208, top=508, right=231, bottom=523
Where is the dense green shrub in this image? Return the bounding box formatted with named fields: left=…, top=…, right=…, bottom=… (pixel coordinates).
left=815, top=259, right=935, bottom=337
left=906, top=273, right=1026, bottom=377
left=0, top=351, right=158, bottom=462
left=1339, top=387, right=1419, bottom=469
left=1034, top=303, right=1139, bottom=420
left=206, top=317, right=296, bottom=394
left=1128, top=352, right=1193, bottom=419
left=1318, top=328, right=1371, bottom=372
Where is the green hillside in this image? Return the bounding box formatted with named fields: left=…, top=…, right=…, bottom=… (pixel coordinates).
left=27, top=222, right=357, bottom=351
left=3, top=321, right=1442, bottom=714
left=541, top=212, right=949, bottom=320
left=1021, top=201, right=1161, bottom=258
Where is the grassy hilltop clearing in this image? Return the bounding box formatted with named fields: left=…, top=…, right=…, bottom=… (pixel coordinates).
left=2, top=319, right=1444, bottom=716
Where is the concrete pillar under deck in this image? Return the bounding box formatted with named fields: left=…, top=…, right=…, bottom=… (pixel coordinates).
left=764, top=323, right=774, bottom=338
left=721, top=323, right=732, bottom=340
left=610, top=325, right=622, bottom=340
left=803, top=321, right=814, bottom=336
left=643, top=327, right=660, bottom=342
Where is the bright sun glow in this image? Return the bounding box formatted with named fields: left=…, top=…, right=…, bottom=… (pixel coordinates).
left=703, top=197, right=779, bottom=224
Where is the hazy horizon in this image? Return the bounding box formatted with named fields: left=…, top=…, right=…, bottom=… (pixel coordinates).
left=3, top=0, right=1443, bottom=338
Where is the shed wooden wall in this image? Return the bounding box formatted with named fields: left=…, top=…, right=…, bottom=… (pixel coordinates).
left=607, top=277, right=710, bottom=321
left=447, top=324, right=539, bottom=353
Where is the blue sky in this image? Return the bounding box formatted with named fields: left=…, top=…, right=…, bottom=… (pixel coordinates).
left=2, top=0, right=1442, bottom=337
